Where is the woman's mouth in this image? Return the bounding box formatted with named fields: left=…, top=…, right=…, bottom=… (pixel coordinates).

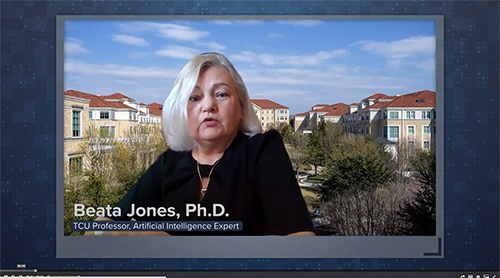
left=202, top=117, right=218, bottom=127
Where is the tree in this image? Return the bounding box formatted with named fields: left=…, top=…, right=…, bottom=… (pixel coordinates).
left=284, top=132, right=308, bottom=182
left=269, top=122, right=293, bottom=140
left=315, top=135, right=399, bottom=236
left=318, top=183, right=410, bottom=236
left=321, top=121, right=344, bottom=158
left=399, top=149, right=436, bottom=235
left=393, top=140, right=418, bottom=186
left=64, top=123, right=168, bottom=235
left=319, top=135, right=395, bottom=199
left=306, top=125, right=325, bottom=175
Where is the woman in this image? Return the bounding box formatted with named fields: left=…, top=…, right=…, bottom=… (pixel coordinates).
left=89, top=52, right=314, bottom=236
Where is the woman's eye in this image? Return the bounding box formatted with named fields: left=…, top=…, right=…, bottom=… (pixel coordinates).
left=189, top=96, right=201, bottom=102
left=216, top=92, right=228, bottom=98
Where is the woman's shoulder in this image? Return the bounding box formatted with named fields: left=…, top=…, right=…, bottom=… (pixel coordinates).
left=155, top=148, right=192, bottom=167
left=245, top=129, right=286, bottom=164
left=247, top=129, right=283, bottom=149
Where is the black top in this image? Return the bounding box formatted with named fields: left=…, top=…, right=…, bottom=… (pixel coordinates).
left=112, top=129, right=314, bottom=235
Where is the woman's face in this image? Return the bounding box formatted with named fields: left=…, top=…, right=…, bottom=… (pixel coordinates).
left=187, top=65, right=243, bottom=146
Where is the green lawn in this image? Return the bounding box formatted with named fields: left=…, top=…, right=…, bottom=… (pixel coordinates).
left=305, top=174, right=328, bottom=183
left=300, top=187, right=319, bottom=213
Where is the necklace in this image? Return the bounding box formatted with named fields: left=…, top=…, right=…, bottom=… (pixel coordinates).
left=196, top=159, right=221, bottom=196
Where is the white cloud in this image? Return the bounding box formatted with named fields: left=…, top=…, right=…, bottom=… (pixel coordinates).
left=412, top=59, right=435, bottom=71
left=114, top=79, right=139, bottom=85
left=112, top=34, right=149, bottom=46
left=277, top=20, right=324, bottom=27
left=65, top=60, right=179, bottom=79
left=353, top=35, right=435, bottom=60
left=118, top=22, right=210, bottom=41
left=235, top=20, right=265, bottom=25
left=268, top=33, right=284, bottom=39
left=195, top=41, right=227, bottom=51
left=209, top=20, right=265, bottom=25
left=209, top=20, right=234, bottom=25
left=155, top=45, right=199, bottom=59
left=157, top=27, right=209, bottom=41
left=65, top=38, right=89, bottom=55
left=249, top=89, right=310, bottom=98
left=229, top=51, right=255, bottom=62
left=229, top=49, right=347, bottom=66
left=128, top=52, right=151, bottom=59
left=266, top=68, right=331, bottom=79
left=239, top=67, right=403, bottom=91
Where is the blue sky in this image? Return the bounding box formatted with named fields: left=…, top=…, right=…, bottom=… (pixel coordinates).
left=64, top=19, right=435, bottom=114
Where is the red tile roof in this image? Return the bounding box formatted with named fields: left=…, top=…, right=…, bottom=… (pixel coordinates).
left=251, top=99, right=289, bottom=109
left=105, top=93, right=134, bottom=100
left=323, top=103, right=349, bottom=116
left=364, top=90, right=435, bottom=109
left=312, top=104, right=330, bottom=109
left=362, top=93, right=391, bottom=101
left=313, top=107, right=334, bottom=113
left=65, top=90, right=136, bottom=110
left=368, top=101, right=391, bottom=109
left=295, top=112, right=309, bottom=117
left=386, top=90, right=435, bottom=108
left=148, top=102, right=163, bottom=117
left=350, top=103, right=357, bottom=106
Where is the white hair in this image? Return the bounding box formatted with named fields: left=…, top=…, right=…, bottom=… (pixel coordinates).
left=162, top=52, right=262, bottom=151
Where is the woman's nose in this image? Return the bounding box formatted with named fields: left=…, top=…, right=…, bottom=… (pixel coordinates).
left=202, top=96, right=216, bottom=112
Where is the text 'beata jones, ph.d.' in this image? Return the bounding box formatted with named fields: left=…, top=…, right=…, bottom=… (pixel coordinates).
left=73, top=203, right=229, bottom=219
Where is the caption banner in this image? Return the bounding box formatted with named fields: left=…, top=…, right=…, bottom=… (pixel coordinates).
left=72, top=221, right=243, bottom=232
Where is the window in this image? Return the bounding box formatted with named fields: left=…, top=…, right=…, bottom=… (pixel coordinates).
left=406, top=111, right=415, bottom=119
left=407, top=126, right=415, bottom=135
left=423, top=140, right=430, bottom=150
left=99, top=126, right=115, bottom=138
left=423, top=125, right=430, bottom=134
left=383, top=111, right=387, bottom=119
left=422, top=111, right=431, bottom=119
left=389, top=111, right=399, bottom=119
left=408, top=140, right=415, bottom=148
left=89, top=111, right=92, bottom=119
left=69, top=156, right=83, bottom=175
left=100, top=111, right=110, bottom=119
left=389, top=126, right=399, bottom=140
left=261, top=117, right=264, bottom=120
left=72, top=110, right=81, bottom=137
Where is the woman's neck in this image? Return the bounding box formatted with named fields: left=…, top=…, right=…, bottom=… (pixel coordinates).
left=193, top=132, right=238, bottom=165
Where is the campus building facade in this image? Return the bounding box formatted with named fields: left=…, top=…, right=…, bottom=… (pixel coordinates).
left=250, top=99, right=290, bottom=131
left=294, top=90, right=436, bottom=150
left=63, top=90, right=163, bottom=173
